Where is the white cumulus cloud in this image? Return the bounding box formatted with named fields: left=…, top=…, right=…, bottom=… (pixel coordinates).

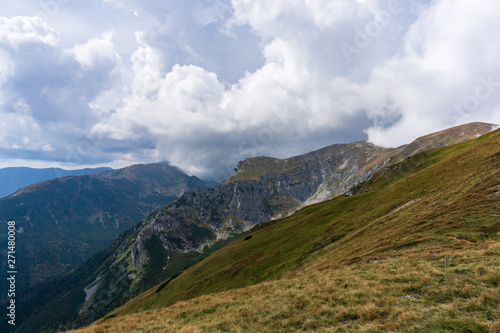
left=0, top=0, right=499, bottom=179
left=0, top=16, right=59, bottom=48
left=71, top=31, right=121, bottom=69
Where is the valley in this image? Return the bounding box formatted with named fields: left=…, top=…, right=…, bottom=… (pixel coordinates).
left=0, top=164, right=206, bottom=298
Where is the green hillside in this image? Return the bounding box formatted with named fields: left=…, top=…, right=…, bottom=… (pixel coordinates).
left=73, top=128, right=500, bottom=332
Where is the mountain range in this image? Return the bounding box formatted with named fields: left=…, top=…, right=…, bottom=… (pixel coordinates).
left=68, top=122, right=500, bottom=333
left=0, top=164, right=206, bottom=293
left=4, top=122, right=497, bottom=332
left=0, top=167, right=112, bottom=199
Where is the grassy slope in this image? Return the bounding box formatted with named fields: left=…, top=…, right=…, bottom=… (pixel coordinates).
left=72, top=129, right=500, bottom=332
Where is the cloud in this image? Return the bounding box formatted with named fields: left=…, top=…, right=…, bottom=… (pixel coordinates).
left=0, top=16, right=58, bottom=48
left=360, top=0, right=500, bottom=146
left=91, top=0, right=412, bottom=178
left=71, top=31, right=121, bottom=69
left=91, top=30, right=373, bottom=178
left=0, top=16, right=124, bottom=165
left=1, top=0, right=499, bottom=181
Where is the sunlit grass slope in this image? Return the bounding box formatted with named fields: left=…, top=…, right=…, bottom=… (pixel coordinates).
left=72, top=129, right=500, bottom=332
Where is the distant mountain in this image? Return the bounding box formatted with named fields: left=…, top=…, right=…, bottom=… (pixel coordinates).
left=0, top=164, right=206, bottom=290
left=11, top=122, right=497, bottom=332
left=0, top=167, right=112, bottom=198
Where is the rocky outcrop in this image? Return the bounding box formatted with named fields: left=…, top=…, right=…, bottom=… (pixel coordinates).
left=131, top=123, right=498, bottom=270
left=130, top=143, right=394, bottom=269
left=131, top=181, right=275, bottom=267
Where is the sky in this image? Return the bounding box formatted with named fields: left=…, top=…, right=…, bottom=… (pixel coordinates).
left=0, top=0, right=499, bottom=182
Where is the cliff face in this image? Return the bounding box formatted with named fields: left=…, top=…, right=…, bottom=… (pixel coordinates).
left=131, top=181, right=275, bottom=267
left=130, top=143, right=390, bottom=270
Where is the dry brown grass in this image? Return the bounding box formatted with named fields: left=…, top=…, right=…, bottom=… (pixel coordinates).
left=70, top=239, right=499, bottom=333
